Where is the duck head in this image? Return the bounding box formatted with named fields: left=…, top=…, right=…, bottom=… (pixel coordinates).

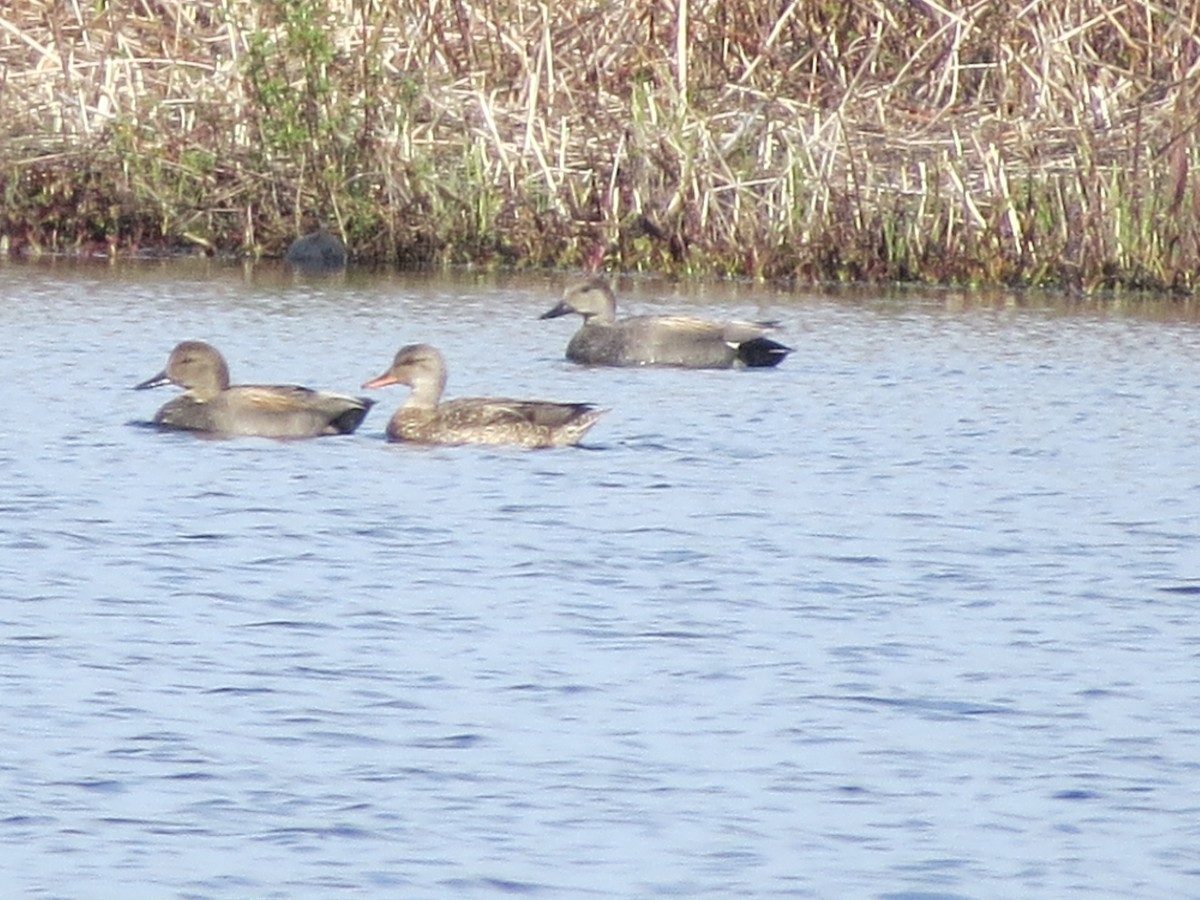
left=539, top=278, right=617, bottom=324
left=135, top=340, right=231, bottom=400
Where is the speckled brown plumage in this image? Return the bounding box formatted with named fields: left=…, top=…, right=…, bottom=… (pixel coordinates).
left=363, top=344, right=602, bottom=448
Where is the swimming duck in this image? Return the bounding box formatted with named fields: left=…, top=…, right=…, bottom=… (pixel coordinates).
left=135, top=340, right=373, bottom=437
left=362, top=344, right=602, bottom=447
left=540, top=278, right=791, bottom=368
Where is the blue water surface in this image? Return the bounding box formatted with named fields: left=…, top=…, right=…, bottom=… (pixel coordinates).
left=1, top=260, right=1198, bottom=898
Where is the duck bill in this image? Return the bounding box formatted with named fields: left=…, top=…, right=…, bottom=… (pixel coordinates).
left=134, top=370, right=171, bottom=390
left=539, top=301, right=573, bottom=320
left=362, top=372, right=399, bottom=389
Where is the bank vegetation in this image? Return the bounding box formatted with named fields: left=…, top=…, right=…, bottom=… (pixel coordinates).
left=1, top=0, right=1197, bottom=290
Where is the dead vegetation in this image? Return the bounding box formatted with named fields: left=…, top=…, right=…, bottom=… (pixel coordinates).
left=0, top=0, right=1197, bottom=290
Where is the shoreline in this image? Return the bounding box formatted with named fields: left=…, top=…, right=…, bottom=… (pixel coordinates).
left=1, top=0, right=1195, bottom=293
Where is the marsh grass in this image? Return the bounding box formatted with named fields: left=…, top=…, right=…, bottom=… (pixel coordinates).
left=0, top=0, right=1196, bottom=290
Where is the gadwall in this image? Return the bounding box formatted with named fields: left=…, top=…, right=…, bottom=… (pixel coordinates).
left=135, top=340, right=373, bottom=438
left=284, top=226, right=347, bottom=272
left=540, top=278, right=792, bottom=368
left=363, top=344, right=603, bottom=448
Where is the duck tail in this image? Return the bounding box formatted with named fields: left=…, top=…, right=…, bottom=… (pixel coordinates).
left=331, top=398, right=376, bottom=434
left=737, top=337, right=792, bottom=368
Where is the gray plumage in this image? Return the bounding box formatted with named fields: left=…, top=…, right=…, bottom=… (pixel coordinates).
left=540, top=278, right=791, bottom=368
left=135, top=341, right=372, bottom=438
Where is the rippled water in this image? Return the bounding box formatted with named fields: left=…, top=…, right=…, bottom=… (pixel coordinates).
left=2, top=260, right=1199, bottom=898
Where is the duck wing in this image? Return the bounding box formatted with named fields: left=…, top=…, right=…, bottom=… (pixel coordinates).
left=216, top=385, right=374, bottom=436
left=441, top=397, right=598, bottom=428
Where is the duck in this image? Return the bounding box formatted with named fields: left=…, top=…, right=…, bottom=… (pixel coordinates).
left=135, top=340, right=373, bottom=437
left=539, top=277, right=791, bottom=368
left=284, top=225, right=347, bottom=272
left=362, top=344, right=603, bottom=448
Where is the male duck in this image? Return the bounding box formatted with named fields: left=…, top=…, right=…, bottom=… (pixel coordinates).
left=540, top=278, right=791, bottom=368
left=135, top=340, right=373, bottom=437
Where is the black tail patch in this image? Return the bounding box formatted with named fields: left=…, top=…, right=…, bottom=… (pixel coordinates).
left=333, top=399, right=376, bottom=434
left=737, top=337, right=792, bottom=368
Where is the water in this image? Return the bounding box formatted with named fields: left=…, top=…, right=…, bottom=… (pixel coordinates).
left=1, top=260, right=1198, bottom=898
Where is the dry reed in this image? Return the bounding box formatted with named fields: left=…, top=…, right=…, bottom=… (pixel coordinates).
left=0, top=0, right=1197, bottom=290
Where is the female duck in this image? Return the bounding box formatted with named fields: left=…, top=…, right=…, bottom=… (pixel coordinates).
left=363, top=344, right=602, bottom=448
left=540, top=278, right=791, bottom=368
left=135, top=340, right=373, bottom=438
